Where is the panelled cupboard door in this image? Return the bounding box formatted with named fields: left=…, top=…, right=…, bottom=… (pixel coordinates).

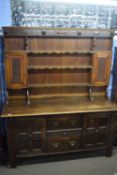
left=15, top=118, right=45, bottom=156
left=84, top=114, right=110, bottom=149
left=92, top=52, right=111, bottom=86
left=5, top=51, right=27, bottom=89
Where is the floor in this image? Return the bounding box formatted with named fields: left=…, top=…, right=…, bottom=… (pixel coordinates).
left=0, top=148, right=117, bottom=175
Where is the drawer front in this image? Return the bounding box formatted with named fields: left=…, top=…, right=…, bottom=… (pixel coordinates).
left=47, top=130, right=82, bottom=152
left=47, top=115, right=82, bottom=130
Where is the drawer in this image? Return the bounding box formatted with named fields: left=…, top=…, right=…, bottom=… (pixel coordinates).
left=47, top=115, right=82, bottom=130
left=46, top=130, right=82, bottom=152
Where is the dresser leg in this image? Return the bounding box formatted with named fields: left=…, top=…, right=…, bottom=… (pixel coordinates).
left=105, top=146, right=113, bottom=157
left=7, top=119, right=17, bottom=168
left=8, top=157, right=16, bottom=168
left=8, top=149, right=16, bottom=168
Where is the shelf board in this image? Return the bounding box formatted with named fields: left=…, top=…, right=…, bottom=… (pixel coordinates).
left=28, top=65, right=93, bottom=70
left=27, top=50, right=94, bottom=55
left=28, top=83, right=92, bottom=88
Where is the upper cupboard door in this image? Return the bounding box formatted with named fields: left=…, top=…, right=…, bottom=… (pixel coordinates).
left=5, top=51, right=28, bottom=89
left=92, top=52, right=111, bottom=86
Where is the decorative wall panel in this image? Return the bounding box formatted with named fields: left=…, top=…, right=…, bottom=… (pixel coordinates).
left=11, top=0, right=117, bottom=29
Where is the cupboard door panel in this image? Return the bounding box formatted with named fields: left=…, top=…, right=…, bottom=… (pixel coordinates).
left=84, top=114, right=109, bottom=149
left=15, top=118, right=45, bottom=155
left=92, top=52, right=111, bottom=85
left=5, top=51, right=27, bottom=89
left=84, top=117, right=96, bottom=148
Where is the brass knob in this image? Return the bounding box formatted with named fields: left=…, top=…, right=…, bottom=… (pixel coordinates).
left=52, top=143, right=60, bottom=148
left=69, top=141, right=76, bottom=147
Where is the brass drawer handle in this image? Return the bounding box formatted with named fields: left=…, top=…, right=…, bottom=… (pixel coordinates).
left=52, top=143, right=60, bottom=148
left=69, top=141, right=76, bottom=147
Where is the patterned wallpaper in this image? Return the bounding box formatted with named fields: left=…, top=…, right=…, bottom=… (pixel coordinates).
left=11, top=0, right=117, bottom=29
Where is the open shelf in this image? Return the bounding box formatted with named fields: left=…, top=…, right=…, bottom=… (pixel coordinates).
left=27, top=65, right=93, bottom=70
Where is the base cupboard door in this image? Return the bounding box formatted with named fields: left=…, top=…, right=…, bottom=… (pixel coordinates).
left=15, top=118, right=45, bottom=156
left=84, top=113, right=110, bottom=149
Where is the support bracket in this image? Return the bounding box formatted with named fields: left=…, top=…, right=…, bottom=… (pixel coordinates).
left=89, top=87, right=94, bottom=101
left=26, top=89, right=31, bottom=106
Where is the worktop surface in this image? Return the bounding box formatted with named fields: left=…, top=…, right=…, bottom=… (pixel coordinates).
left=1, top=96, right=117, bottom=118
